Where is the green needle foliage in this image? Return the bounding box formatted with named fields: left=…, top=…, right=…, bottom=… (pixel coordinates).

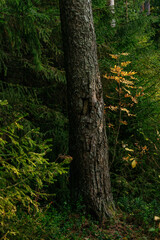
left=0, top=0, right=64, bottom=82
left=0, top=100, right=71, bottom=239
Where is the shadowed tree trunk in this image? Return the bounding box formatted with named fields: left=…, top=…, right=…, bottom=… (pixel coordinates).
left=141, top=0, right=150, bottom=15
left=145, top=0, right=150, bottom=15
left=59, top=0, right=114, bottom=220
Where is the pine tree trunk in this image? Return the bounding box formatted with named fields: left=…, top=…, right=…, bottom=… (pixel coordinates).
left=59, top=0, right=114, bottom=220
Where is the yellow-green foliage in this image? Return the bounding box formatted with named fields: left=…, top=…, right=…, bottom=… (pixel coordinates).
left=105, top=53, right=160, bottom=170
left=104, top=54, right=160, bottom=207
left=0, top=100, right=71, bottom=239
left=104, top=53, right=144, bottom=168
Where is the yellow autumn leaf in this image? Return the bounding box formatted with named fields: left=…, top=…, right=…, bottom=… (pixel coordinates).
left=135, top=92, right=141, bottom=97
left=125, top=148, right=134, bottom=152
left=103, top=74, right=108, bottom=78
left=128, top=113, right=136, bottom=117
left=111, top=65, right=122, bottom=73
left=121, top=52, right=129, bottom=56
left=123, top=87, right=131, bottom=94
left=124, top=93, right=131, bottom=98
left=120, top=120, right=128, bottom=125
left=123, top=156, right=129, bottom=161
left=142, top=145, right=148, bottom=151
left=121, top=61, right=131, bottom=67
left=131, top=97, right=138, bottom=104
left=108, top=105, right=118, bottom=111
left=120, top=107, right=130, bottom=114
left=120, top=78, right=134, bottom=85
left=131, top=160, right=137, bottom=168
left=154, top=216, right=160, bottom=221
left=121, top=71, right=129, bottom=76
left=126, top=85, right=136, bottom=88
left=109, top=54, right=119, bottom=59
left=130, top=76, right=138, bottom=80
left=115, top=76, right=120, bottom=82
left=104, top=75, right=116, bottom=80
left=128, top=71, right=137, bottom=76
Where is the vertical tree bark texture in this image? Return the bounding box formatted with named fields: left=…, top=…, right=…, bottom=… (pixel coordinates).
left=59, top=0, right=114, bottom=220
left=110, top=0, right=116, bottom=28
left=140, top=1, right=150, bottom=15
left=145, top=0, right=150, bottom=15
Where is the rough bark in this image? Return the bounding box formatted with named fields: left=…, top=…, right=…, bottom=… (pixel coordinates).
left=59, top=0, right=114, bottom=220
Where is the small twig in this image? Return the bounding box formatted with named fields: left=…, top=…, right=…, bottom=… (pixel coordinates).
left=0, top=176, right=30, bottom=191
left=110, top=76, right=122, bottom=169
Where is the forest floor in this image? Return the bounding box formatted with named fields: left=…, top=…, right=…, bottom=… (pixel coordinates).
left=55, top=212, right=159, bottom=240
left=2, top=197, right=160, bottom=239
left=21, top=205, right=159, bottom=240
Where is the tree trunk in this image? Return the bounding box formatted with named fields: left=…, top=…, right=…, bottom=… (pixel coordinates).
left=140, top=1, right=150, bottom=15
left=110, top=0, right=116, bottom=27
left=125, top=0, right=128, bottom=22
left=145, top=0, right=150, bottom=15
left=59, top=0, right=114, bottom=220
